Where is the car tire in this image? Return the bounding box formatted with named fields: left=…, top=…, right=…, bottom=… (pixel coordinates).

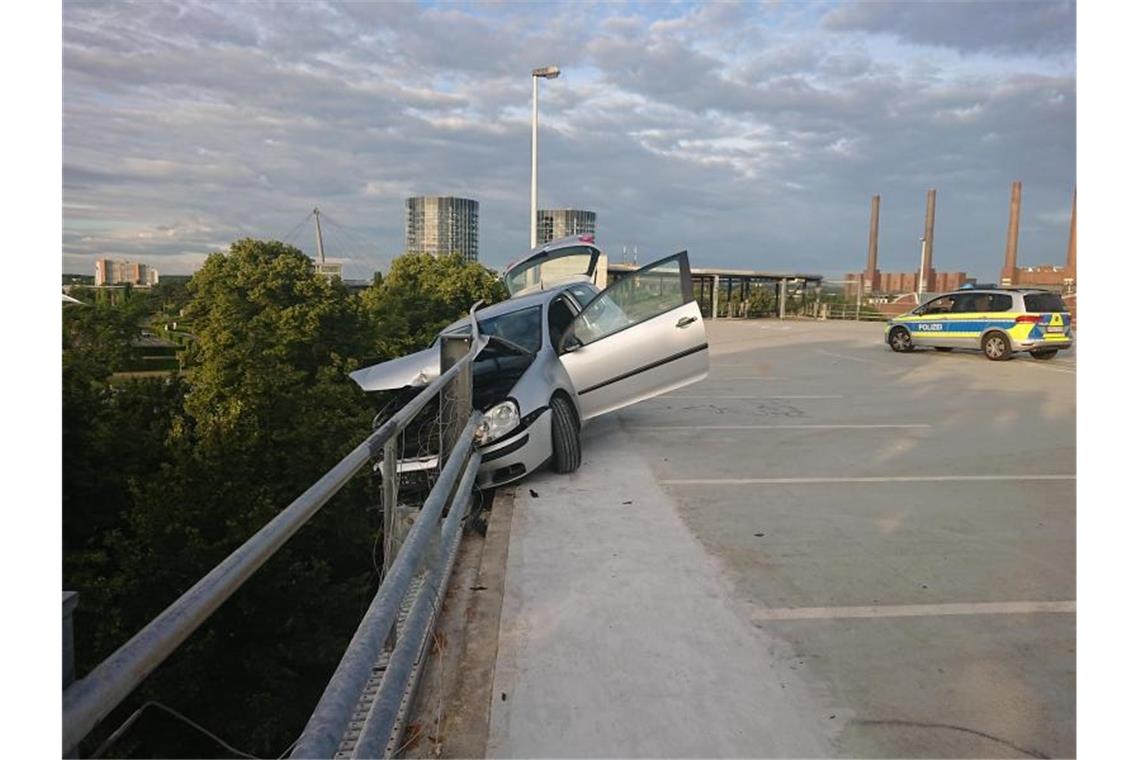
left=888, top=327, right=914, bottom=353
left=550, top=395, right=581, bottom=474
left=935, top=347, right=953, bottom=352
left=982, top=331, right=1012, bottom=361
left=1030, top=349, right=1059, bottom=360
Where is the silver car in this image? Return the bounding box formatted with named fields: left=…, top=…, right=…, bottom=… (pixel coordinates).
left=351, top=236, right=710, bottom=487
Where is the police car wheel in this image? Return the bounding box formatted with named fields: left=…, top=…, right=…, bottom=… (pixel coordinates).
left=983, top=332, right=1012, bottom=361
left=888, top=327, right=913, bottom=353
left=1030, top=349, right=1059, bottom=361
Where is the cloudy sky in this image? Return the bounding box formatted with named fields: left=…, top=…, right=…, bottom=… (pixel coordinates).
left=62, top=0, right=1075, bottom=282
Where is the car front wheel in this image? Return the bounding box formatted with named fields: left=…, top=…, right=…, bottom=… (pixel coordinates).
left=888, top=327, right=914, bottom=353
left=550, top=395, right=581, bottom=474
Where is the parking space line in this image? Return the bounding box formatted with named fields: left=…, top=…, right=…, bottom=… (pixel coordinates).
left=751, top=600, right=1075, bottom=622
left=662, top=474, right=1075, bottom=485
left=635, top=424, right=931, bottom=431
left=654, top=395, right=844, bottom=400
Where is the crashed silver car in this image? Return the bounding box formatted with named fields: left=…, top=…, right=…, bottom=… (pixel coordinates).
left=350, top=236, right=709, bottom=488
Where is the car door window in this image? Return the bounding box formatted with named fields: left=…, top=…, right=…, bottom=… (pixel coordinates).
left=917, top=295, right=954, bottom=315
left=569, top=254, right=688, bottom=347
left=548, top=296, right=577, bottom=348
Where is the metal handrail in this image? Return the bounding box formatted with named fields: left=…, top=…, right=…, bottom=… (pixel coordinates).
left=290, top=416, right=482, bottom=758
left=63, top=328, right=485, bottom=754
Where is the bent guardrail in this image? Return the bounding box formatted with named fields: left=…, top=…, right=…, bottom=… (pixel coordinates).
left=64, top=321, right=485, bottom=757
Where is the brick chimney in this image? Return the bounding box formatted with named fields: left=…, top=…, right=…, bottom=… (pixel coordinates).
left=865, top=195, right=881, bottom=291
left=1065, top=188, right=1076, bottom=274
left=921, top=189, right=936, bottom=293
left=1001, top=181, right=1022, bottom=286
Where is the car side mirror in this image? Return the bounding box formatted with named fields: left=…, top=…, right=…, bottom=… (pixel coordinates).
left=560, top=334, right=583, bottom=354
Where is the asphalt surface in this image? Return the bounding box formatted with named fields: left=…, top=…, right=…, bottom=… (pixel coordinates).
left=489, top=319, right=1075, bottom=758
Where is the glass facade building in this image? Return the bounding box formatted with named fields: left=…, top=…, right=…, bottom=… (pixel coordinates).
left=536, top=209, right=597, bottom=245
left=405, top=196, right=480, bottom=262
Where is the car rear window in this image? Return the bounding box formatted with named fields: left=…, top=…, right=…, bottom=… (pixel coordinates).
left=1023, top=293, right=1067, bottom=312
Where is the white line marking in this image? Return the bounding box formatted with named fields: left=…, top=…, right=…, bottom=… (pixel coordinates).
left=654, top=395, right=844, bottom=400
left=662, top=474, right=1075, bottom=485
left=751, top=600, right=1075, bottom=621
left=815, top=349, right=887, bottom=365
left=634, top=424, right=931, bottom=431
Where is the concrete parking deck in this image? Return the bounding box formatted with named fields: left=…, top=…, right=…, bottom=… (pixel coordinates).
left=487, top=320, right=1075, bottom=758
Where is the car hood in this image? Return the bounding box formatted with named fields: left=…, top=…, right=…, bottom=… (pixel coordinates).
left=349, top=345, right=441, bottom=392
left=350, top=333, right=529, bottom=393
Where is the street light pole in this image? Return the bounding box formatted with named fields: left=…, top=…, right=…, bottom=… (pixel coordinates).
left=530, top=65, right=560, bottom=249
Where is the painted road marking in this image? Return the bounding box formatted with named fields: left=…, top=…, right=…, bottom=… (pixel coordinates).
left=654, top=395, right=844, bottom=400
left=751, top=600, right=1075, bottom=622
left=816, top=349, right=894, bottom=366
left=662, top=474, right=1075, bottom=485
left=635, top=424, right=931, bottom=431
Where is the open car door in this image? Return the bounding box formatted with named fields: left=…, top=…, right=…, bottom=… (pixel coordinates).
left=558, top=251, right=708, bottom=420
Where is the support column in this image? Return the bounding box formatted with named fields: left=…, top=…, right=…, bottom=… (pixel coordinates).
left=778, top=279, right=787, bottom=320
left=711, top=275, right=720, bottom=319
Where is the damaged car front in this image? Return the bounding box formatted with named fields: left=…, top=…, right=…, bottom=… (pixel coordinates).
left=351, top=289, right=583, bottom=488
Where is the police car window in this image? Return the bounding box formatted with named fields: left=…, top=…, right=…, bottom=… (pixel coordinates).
left=1024, top=293, right=1066, bottom=312
left=990, top=294, right=1012, bottom=312
left=922, top=296, right=954, bottom=314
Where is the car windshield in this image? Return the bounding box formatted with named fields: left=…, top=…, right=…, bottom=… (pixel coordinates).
left=446, top=306, right=543, bottom=354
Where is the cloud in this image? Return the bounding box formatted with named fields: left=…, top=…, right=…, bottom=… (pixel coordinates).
left=823, top=1, right=1075, bottom=58
left=62, top=0, right=1075, bottom=282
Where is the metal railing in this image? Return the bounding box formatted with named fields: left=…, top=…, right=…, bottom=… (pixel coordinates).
left=818, top=303, right=892, bottom=321
left=64, top=317, right=487, bottom=757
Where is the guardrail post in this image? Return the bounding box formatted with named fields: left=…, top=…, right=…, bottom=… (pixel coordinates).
left=64, top=591, right=79, bottom=689
left=439, top=335, right=473, bottom=471
left=64, top=591, right=79, bottom=758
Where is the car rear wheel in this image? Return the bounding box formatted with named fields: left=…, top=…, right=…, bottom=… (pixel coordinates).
left=550, top=395, right=581, bottom=474
left=935, top=347, right=953, bottom=352
left=888, top=327, right=914, bottom=353
left=983, top=332, right=1012, bottom=361
left=1030, top=349, right=1059, bottom=360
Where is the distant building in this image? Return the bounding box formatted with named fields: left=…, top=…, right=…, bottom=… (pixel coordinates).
left=95, top=259, right=159, bottom=287
left=405, top=196, right=479, bottom=262
left=536, top=209, right=596, bottom=245
left=845, top=270, right=973, bottom=298
left=313, top=261, right=343, bottom=280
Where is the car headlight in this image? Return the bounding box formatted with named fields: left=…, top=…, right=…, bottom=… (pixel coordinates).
left=475, top=400, right=520, bottom=446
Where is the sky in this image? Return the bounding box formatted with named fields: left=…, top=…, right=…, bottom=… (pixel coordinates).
left=62, top=0, right=1076, bottom=282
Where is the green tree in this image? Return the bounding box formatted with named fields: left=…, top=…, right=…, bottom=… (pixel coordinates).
left=69, top=240, right=380, bottom=757
left=360, top=252, right=507, bottom=358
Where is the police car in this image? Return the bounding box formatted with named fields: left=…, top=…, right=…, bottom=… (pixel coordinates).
left=885, top=287, right=1073, bottom=361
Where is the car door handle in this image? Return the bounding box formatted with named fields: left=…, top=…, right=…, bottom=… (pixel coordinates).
left=676, top=316, right=697, bottom=328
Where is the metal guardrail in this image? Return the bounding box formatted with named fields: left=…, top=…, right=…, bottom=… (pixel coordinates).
left=819, top=304, right=892, bottom=322
left=63, top=317, right=487, bottom=757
